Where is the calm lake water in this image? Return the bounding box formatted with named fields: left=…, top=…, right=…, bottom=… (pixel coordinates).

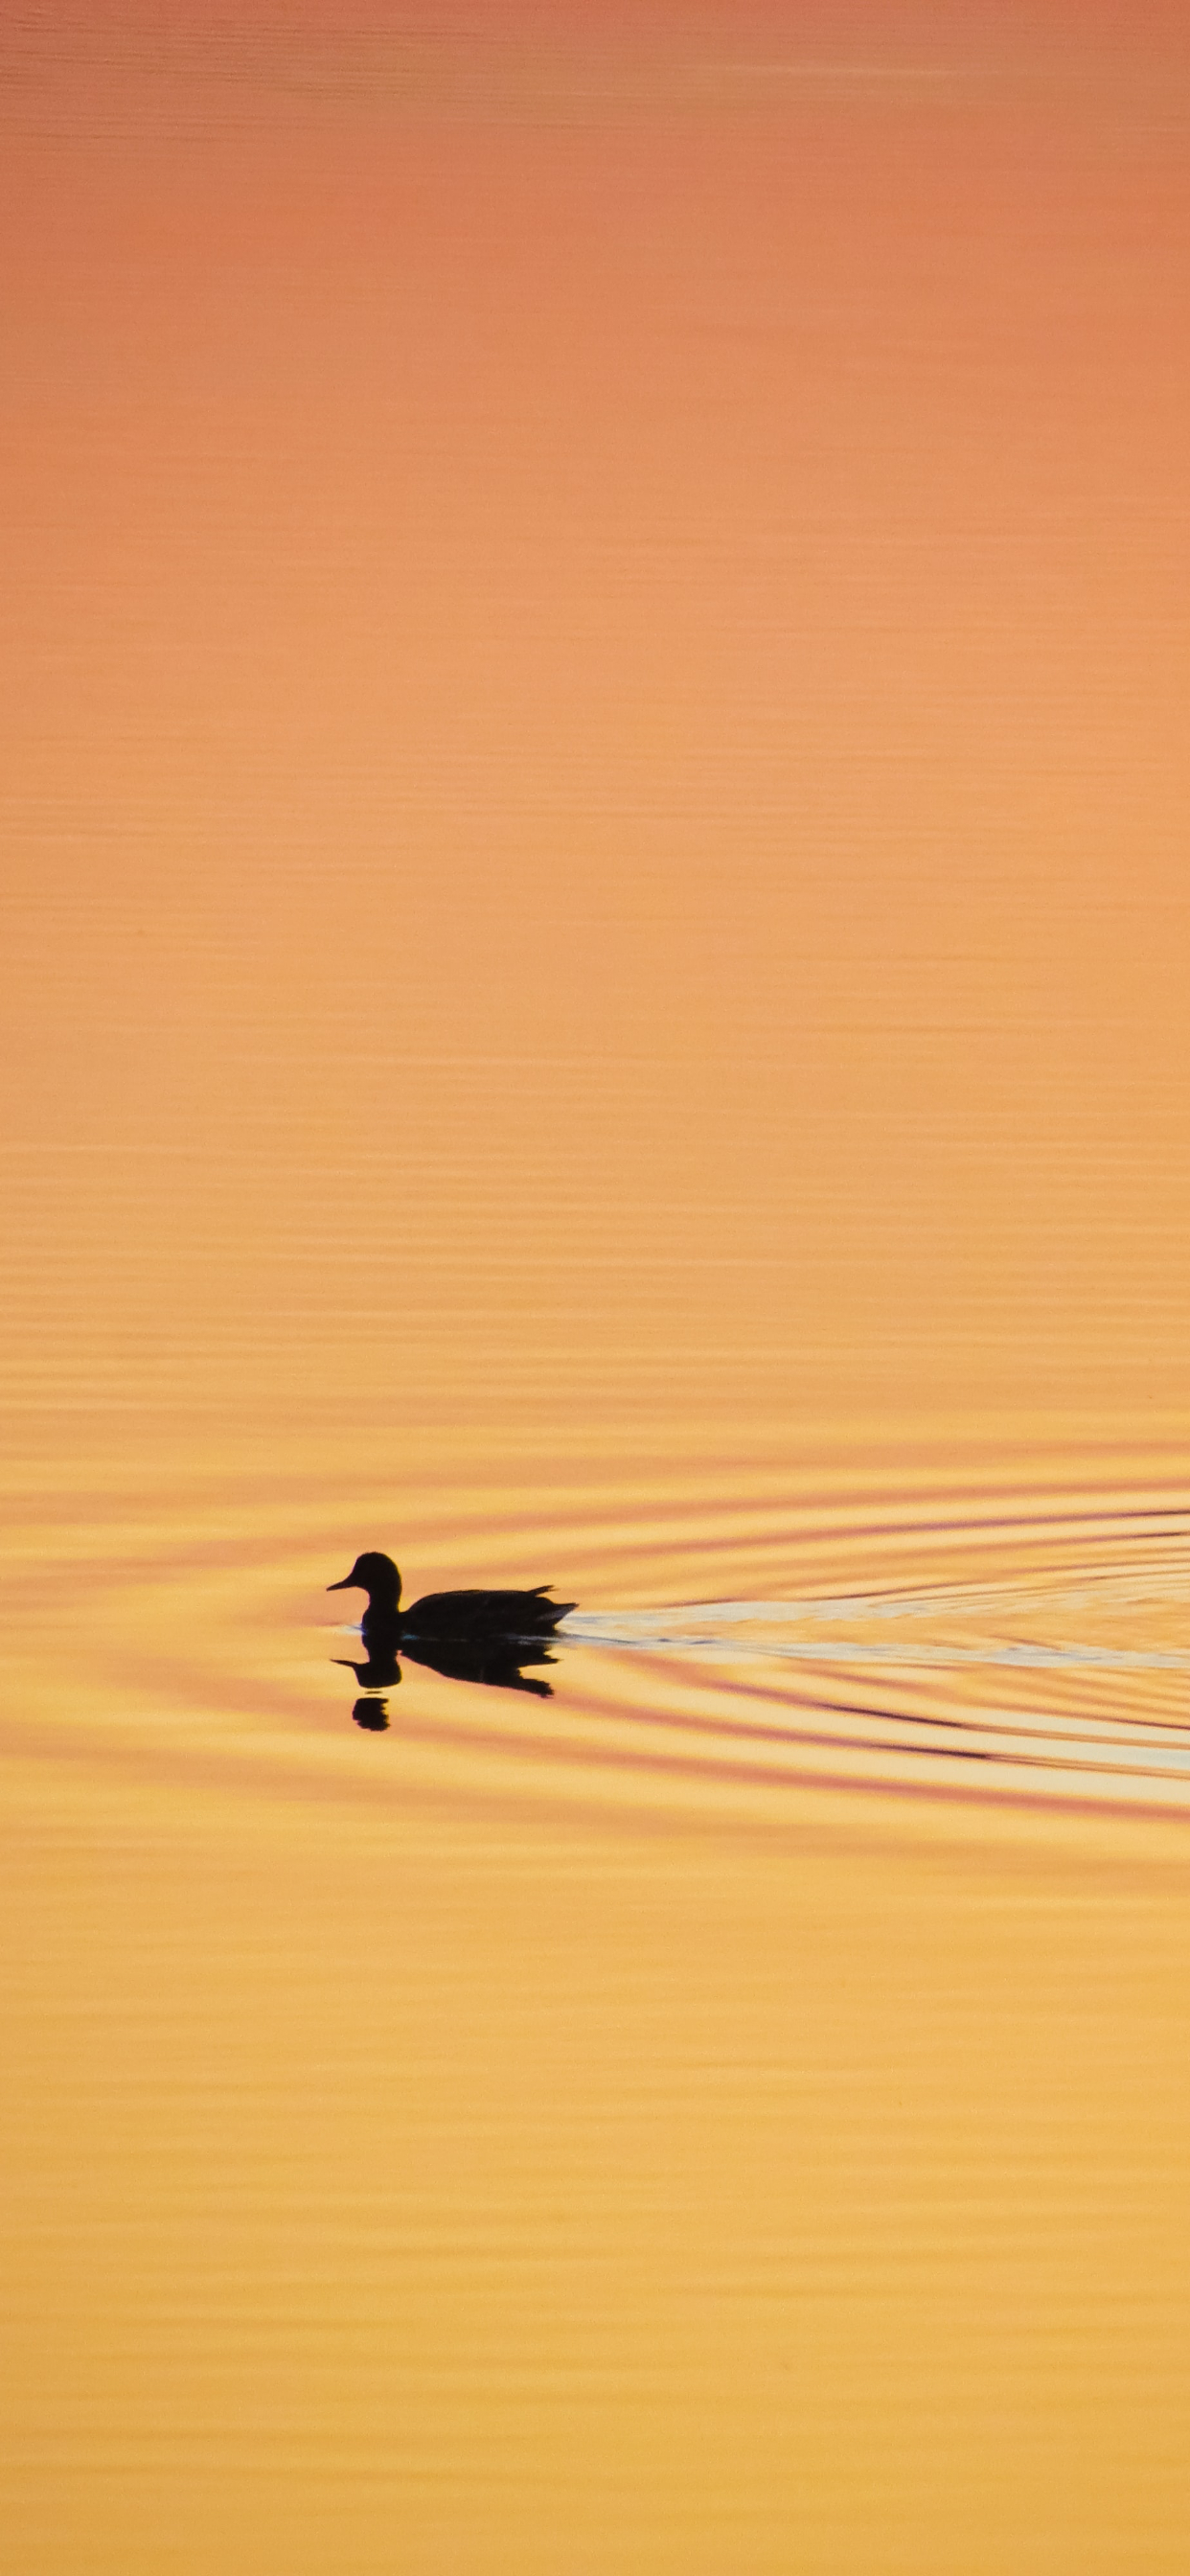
left=5, top=10, right=1190, bottom=2570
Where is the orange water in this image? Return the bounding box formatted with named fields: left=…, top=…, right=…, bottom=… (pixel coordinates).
left=5, top=10, right=1190, bottom=2569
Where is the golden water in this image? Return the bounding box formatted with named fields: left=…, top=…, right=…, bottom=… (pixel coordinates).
left=5, top=10, right=1190, bottom=2569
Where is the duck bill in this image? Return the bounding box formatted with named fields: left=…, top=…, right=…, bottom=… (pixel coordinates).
left=327, top=1576, right=354, bottom=1591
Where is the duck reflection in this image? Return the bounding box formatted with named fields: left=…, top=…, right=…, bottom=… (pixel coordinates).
left=329, top=1549, right=574, bottom=1730
left=351, top=1690, right=393, bottom=1732
left=334, top=1638, right=561, bottom=1729
left=332, top=1640, right=402, bottom=1732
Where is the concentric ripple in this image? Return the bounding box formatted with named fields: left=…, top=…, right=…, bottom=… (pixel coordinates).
left=6, top=1432, right=1189, bottom=1826
left=549, top=1471, right=1190, bottom=1813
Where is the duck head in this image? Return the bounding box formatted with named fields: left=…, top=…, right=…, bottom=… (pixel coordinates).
left=327, top=1552, right=402, bottom=1617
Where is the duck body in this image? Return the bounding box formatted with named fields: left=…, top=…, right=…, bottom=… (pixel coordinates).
left=329, top=1551, right=576, bottom=1643
left=399, top=1584, right=571, bottom=1642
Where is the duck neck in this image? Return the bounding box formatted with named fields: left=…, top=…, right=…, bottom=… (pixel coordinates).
left=362, top=1587, right=401, bottom=1631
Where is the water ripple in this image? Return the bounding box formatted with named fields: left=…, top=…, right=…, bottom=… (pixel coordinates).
left=7, top=1446, right=1189, bottom=1827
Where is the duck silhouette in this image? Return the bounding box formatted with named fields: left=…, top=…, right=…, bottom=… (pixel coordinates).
left=328, top=1551, right=576, bottom=1644
left=329, top=1552, right=575, bottom=1721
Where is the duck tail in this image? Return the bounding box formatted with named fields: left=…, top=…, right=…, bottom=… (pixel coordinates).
left=535, top=1594, right=577, bottom=1631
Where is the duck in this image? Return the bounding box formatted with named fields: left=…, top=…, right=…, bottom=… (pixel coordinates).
left=327, top=1550, right=576, bottom=1644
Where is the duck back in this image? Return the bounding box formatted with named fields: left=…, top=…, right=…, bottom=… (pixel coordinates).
left=403, top=1583, right=576, bottom=1641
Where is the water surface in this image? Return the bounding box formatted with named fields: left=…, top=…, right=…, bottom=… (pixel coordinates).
left=5, top=8, right=1190, bottom=2570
